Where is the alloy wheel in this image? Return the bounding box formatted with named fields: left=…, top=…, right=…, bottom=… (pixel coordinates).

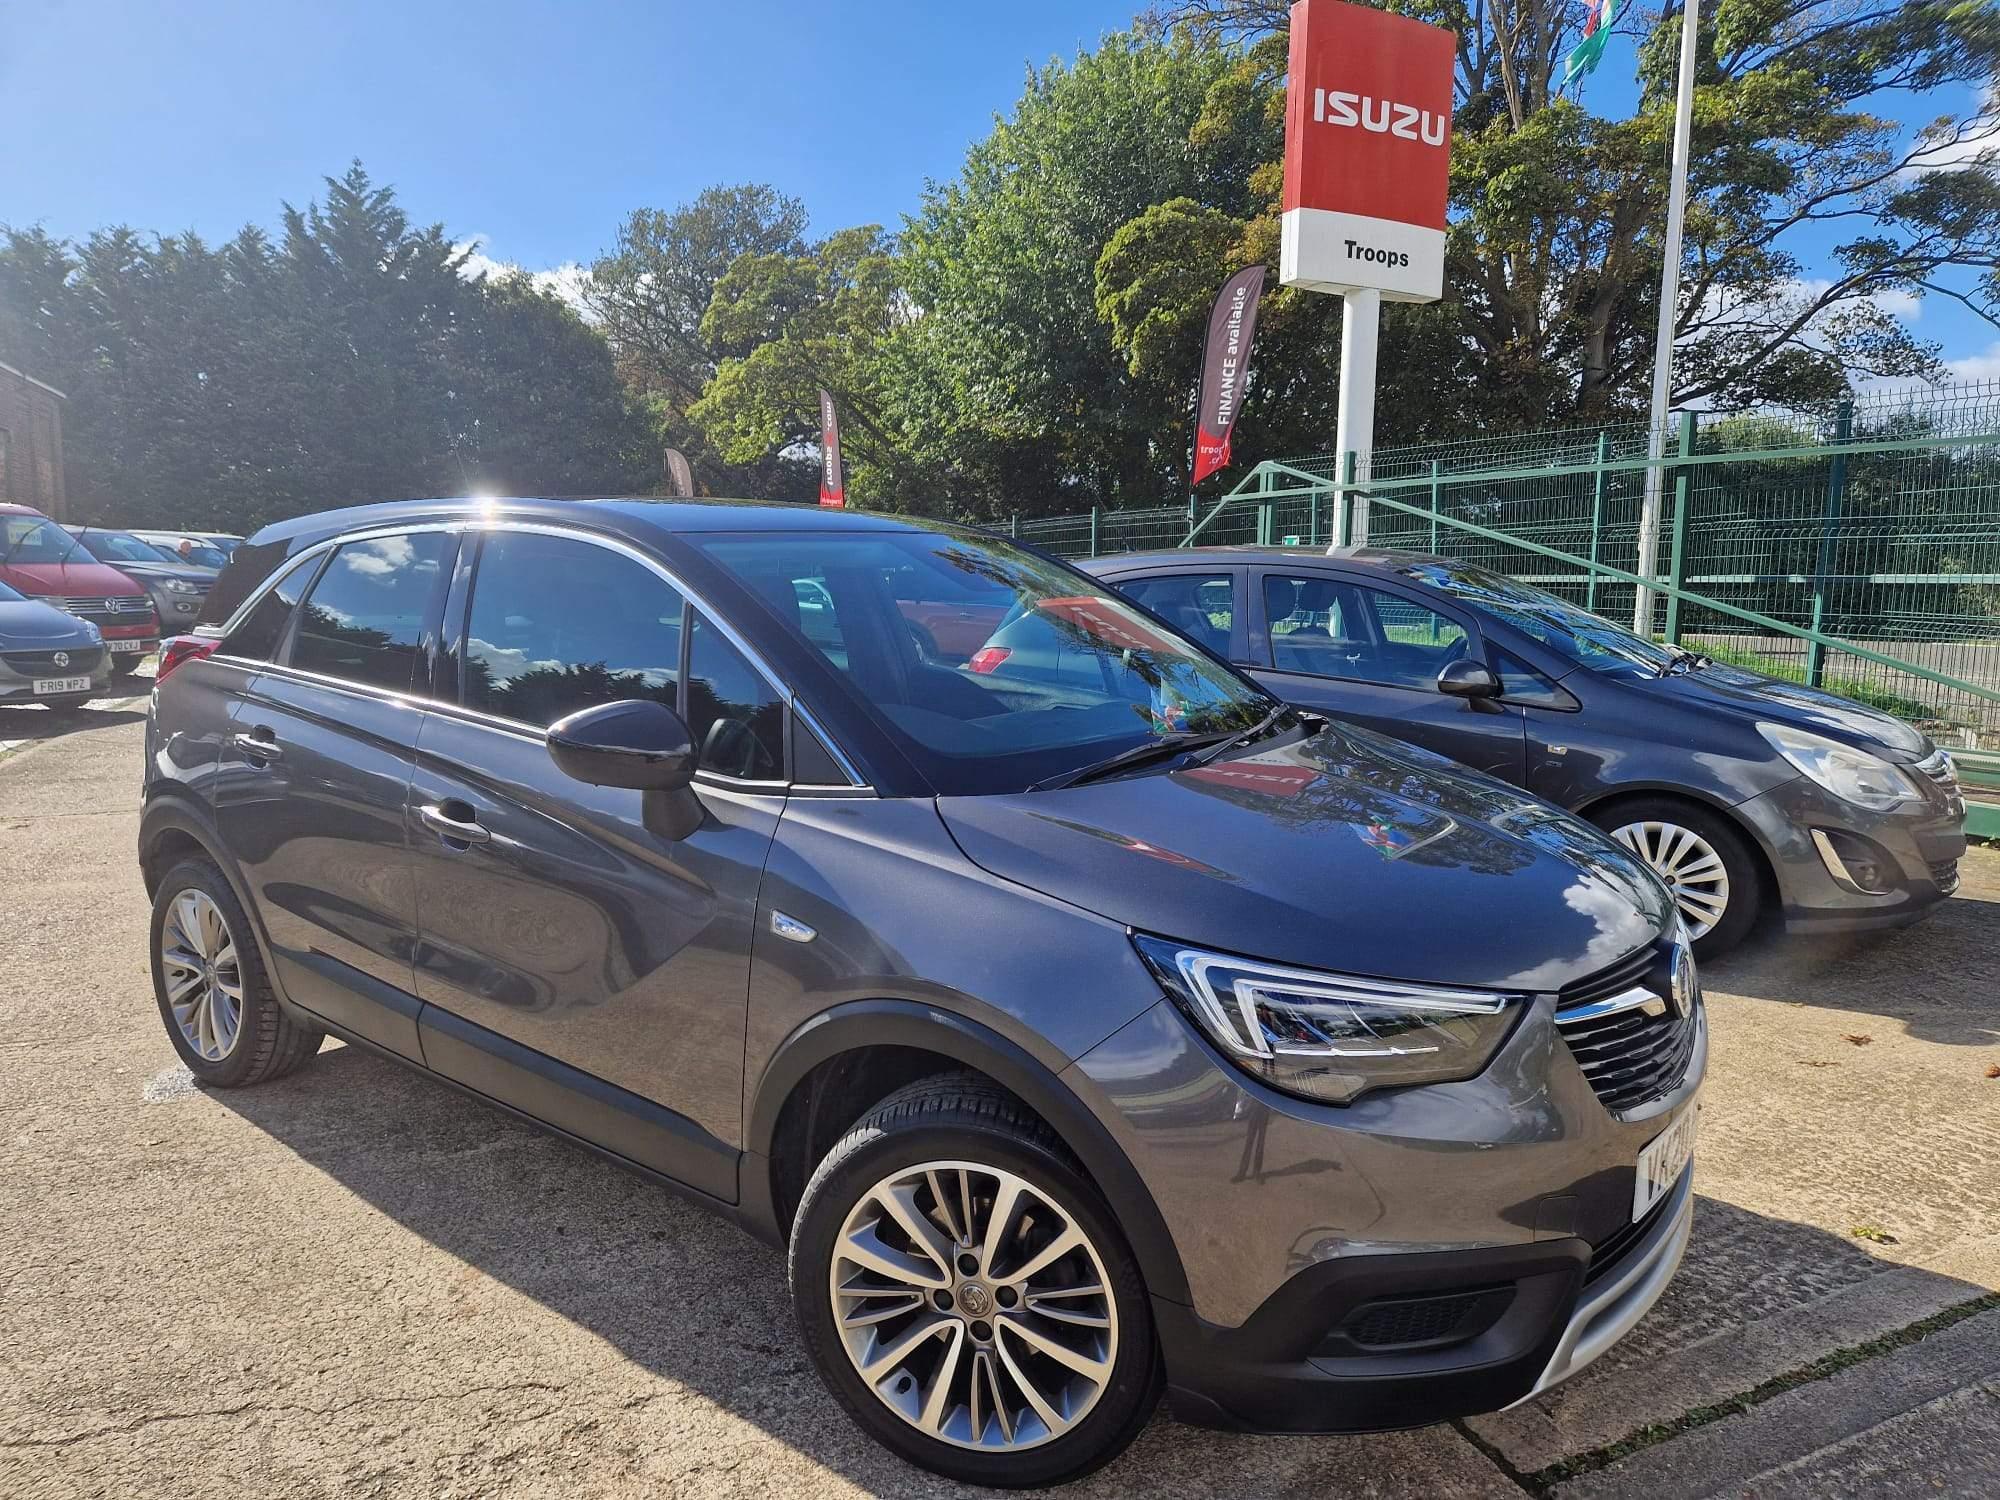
left=159, top=889, right=244, bottom=1062
left=1611, top=818, right=1731, bottom=939
left=828, top=1160, right=1119, bottom=1452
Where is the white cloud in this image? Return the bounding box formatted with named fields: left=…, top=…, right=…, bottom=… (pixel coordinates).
left=453, top=236, right=593, bottom=316
left=1904, top=86, right=2000, bottom=176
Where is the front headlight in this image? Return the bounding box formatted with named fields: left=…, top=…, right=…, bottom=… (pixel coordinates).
left=1133, top=935, right=1525, bottom=1105
left=164, top=579, right=200, bottom=595
left=1757, top=722, right=1919, bottom=812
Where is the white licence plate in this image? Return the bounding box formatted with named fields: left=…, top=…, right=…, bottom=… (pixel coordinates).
left=1634, top=1106, right=1698, bottom=1220
left=107, top=638, right=148, bottom=653
left=33, top=676, right=91, bottom=694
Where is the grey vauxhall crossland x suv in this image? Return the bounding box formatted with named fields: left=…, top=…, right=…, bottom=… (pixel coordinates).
left=140, top=498, right=1704, bottom=1486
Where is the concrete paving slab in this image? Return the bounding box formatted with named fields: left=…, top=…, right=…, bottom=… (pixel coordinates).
left=1550, top=1306, right=2000, bottom=1499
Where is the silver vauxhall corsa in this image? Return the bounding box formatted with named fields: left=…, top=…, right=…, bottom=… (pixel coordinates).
left=141, top=498, right=1704, bottom=1487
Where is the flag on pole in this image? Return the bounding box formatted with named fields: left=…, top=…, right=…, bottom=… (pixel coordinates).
left=1191, top=266, right=1266, bottom=485
left=1563, top=0, right=1619, bottom=87
left=662, top=448, right=694, bottom=498
left=817, top=389, right=846, bottom=508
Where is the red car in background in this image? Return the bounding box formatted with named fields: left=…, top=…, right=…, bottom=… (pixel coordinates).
left=0, top=504, right=160, bottom=672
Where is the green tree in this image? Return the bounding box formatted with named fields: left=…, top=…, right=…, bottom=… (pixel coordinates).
left=890, top=28, right=1269, bottom=516
left=1140, top=0, right=2000, bottom=434
left=689, top=225, right=906, bottom=505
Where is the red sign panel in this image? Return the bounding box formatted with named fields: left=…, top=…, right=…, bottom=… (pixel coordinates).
left=1280, top=0, right=1455, bottom=302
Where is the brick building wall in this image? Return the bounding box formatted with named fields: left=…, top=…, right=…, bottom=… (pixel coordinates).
left=0, top=362, right=68, bottom=520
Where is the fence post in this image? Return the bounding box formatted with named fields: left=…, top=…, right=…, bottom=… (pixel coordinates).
left=1806, top=396, right=1855, bottom=687
left=1088, top=505, right=1100, bottom=558
left=1586, top=430, right=1609, bottom=613
left=1337, top=452, right=1357, bottom=548
left=1010, top=513, right=1019, bottom=539
left=1256, top=467, right=1277, bottom=545
left=1428, top=460, right=1441, bottom=554
left=1663, top=411, right=1695, bottom=644
left=1308, top=484, right=1321, bottom=547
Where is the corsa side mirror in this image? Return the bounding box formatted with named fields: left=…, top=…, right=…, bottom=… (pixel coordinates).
left=1436, top=659, right=1501, bottom=700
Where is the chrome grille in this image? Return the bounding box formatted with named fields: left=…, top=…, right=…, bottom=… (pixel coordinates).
left=52, top=595, right=153, bottom=623
left=1929, top=859, right=1961, bottom=895
left=1555, top=940, right=1701, bottom=1117
left=1915, top=749, right=1959, bottom=794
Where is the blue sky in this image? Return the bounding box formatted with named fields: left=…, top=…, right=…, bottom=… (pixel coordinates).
left=4, top=0, right=1992, bottom=378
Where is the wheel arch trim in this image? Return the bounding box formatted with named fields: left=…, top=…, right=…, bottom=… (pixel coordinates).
left=747, top=1000, right=1192, bottom=1306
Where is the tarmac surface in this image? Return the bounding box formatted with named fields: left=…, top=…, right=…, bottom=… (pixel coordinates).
left=2, top=697, right=1996, bottom=1498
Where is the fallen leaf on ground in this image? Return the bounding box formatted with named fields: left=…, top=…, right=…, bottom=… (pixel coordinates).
left=1986, top=1064, right=2000, bottom=1079
left=1801, top=1059, right=1839, bottom=1068
left=1849, top=1224, right=1898, bottom=1244
left=1842, top=1033, right=1873, bottom=1046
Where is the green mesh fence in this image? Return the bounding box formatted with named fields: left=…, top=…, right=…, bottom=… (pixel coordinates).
left=980, top=380, right=2000, bottom=746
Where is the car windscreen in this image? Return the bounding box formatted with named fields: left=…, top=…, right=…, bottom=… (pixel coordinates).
left=1394, top=561, right=1675, bottom=679
left=79, top=530, right=177, bottom=565
left=690, top=528, right=1279, bottom=795
left=1, top=515, right=83, bottom=565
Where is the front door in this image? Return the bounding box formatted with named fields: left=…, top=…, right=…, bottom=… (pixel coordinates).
left=212, top=529, right=455, bottom=1060
left=406, top=527, right=786, bottom=1200
left=1248, top=568, right=1528, bottom=783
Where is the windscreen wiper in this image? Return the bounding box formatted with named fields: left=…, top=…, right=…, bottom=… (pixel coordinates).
left=1657, top=644, right=1711, bottom=677
left=1186, top=704, right=1294, bottom=768
left=1029, top=730, right=1234, bottom=792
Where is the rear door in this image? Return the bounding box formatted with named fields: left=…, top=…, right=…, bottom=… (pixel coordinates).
left=1247, top=566, right=1528, bottom=782
left=406, top=525, right=787, bottom=1201
left=212, top=527, right=455, bottom=1060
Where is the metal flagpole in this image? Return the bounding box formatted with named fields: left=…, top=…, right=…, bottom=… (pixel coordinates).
left=1633, top=0, right=1700, bottom=636
left=1333, top=287, right=1380, bottom=549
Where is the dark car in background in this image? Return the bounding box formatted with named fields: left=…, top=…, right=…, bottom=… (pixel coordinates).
left=141, top=498, right=1702, bottom=1486
left=1084, top=547, right=1967, bottom=957
left=0, top=504, right=160, bottom=672
left=64, top=526, right=218, bottom=633
left=0, top=576, right=111, bottom=709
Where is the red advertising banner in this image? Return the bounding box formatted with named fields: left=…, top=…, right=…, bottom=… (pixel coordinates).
left=1280, top=0, right=1455, bottom=302
left=1191, top=265, right=1265, bottom=485
left=817, top=388, right=846, bottom=508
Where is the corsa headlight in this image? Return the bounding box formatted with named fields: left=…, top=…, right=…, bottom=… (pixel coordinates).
left=1757, top=722, right=1919, bottom=812
left=1133, top=935, right=1526, bottom=1105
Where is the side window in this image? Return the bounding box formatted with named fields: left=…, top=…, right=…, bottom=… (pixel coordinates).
left=1352, top=587, right=1469, bottom=690
left=288, top=532, right=449, bottom=693
left=1263, top=574, right=1359, bottom=676
left=1120, top=572, right=1236, bottom=658
left=1494, top=649, right=1575, bottom=709
left=222, top=553, right=320, bottom=662
left=461, top=532, right=684, bottom=728
left=687, top=611, right=785, bottom=780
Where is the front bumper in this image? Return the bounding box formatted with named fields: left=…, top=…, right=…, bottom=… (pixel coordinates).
left=1734, top=775, right=1966, bottom=933
left=1068, top=978, right=1704, bottom=1432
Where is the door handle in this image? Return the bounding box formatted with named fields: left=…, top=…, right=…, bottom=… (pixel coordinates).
left=419, top=803, right=491, bottom=847
left=230, top=730, right=283, bottom=762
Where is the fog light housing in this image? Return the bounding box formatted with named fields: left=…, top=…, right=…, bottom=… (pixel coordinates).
left=1811, top=828, right=1894, bottom=895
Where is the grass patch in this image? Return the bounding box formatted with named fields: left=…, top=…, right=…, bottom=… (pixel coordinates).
left=1522, top=1291, right=2000, bottom=1491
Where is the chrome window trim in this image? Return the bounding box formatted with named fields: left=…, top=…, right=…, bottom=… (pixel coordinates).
left=209, top=514, right=874, bottom=795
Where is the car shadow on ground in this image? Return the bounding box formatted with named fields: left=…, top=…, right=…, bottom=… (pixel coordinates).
left=0, top=699, right=147, bottom=747
left=1702, top=879, right=2000, bottom=1047
left=202, top=1043, right=1987, bottom=1496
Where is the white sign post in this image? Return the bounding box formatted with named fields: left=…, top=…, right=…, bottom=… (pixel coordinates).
left=1278, top=0, right=1457, bottom=549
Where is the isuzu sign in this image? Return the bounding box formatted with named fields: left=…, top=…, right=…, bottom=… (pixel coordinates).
left=1280, top=0, right=1455, bottom=302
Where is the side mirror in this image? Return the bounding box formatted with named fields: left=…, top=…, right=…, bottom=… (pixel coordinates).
left=1437, top=659, right=1501, bottom=700
left=547, top=699, right=695, bottom=791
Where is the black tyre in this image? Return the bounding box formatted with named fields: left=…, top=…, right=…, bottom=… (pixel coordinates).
left=789, top=1073, right=1160, bottom=1487
left=1590, top=795, right=1762, bottom=959
left=110, top=656, right=143, bottom=676
left=149, top=857, right=322, bottom=1086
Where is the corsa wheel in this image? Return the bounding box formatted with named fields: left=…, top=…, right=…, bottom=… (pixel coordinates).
left=1592, top=796, right=1763, bottom=959
left=829, top=1159, right=1118, bottom=1452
